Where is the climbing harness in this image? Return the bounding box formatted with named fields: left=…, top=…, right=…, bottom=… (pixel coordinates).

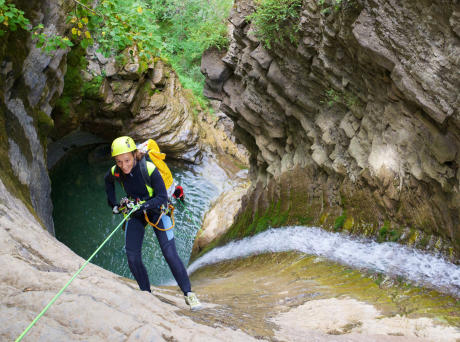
left=144, top=203, right=176, bottom=231
left=15, top=205, right=140, bottom=342
left=118, top=197, right=138, bottom=215
left=117, top=197, right=175, bottom=232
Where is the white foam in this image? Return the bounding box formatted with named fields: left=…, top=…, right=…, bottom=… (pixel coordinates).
left=188, top=226, right=460, bottom=297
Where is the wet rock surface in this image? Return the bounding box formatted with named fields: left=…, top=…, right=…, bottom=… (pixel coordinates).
left=192, top=180, right=250, bottom=256
left=0, top=178, right=259, bottom=341
left=203, top=0, right=460, bottom=257
left=188, top=252, right=460, bottom=342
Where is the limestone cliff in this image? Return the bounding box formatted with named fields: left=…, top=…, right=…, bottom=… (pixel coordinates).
left=0, top=0, right=73, bottom=234
left=202, top=0, right=460, bottom=259
left=50, top=45, right=201, bottom=162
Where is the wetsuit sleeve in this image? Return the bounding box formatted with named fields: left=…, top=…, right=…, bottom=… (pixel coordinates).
left=142, top=168, right=168, bottom=211
left=104, top=170, right=117, bottom=208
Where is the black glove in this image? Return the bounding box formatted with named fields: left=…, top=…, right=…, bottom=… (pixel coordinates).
left=173, top=185, right=185, bottom=202
left=130, top=203, right=146, bottom=218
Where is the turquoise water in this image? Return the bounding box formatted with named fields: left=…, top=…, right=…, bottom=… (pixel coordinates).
left=50, top=145, right=222, bottom=286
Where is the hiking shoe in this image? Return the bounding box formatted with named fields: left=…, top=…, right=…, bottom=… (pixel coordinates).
left=184, top=292, right=202, bottom=311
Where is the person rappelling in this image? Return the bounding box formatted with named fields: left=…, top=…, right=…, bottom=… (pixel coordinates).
left=104, top=136, right=201, bottom=311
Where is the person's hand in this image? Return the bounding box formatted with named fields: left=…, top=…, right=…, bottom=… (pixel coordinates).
left=173, top=185, right=185, bottom=202
left=112, top=205, right=120, bottom=214
left=130, top=203, right=146, bottom=218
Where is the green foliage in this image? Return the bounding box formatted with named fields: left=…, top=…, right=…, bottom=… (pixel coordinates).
left=86, top=0, right=162, bottom=58
left=247, top=0, right=303, bottom=49
left=324, top=89, right=340, bottom=107
left=61, top=46, right=87, bottom=99
left=344, top=93, right=358, bottom=108
left=297, top=215, right=313, bottom=225
left=0, top=2, right=72, bottom=51
left=4, top=0, right=233, bottom=112
left=322, top=88, right=359, bottom=109
left=0, top=0, right=29, bottom=36
left=65, top=0, right=232, bottom=108
left=154, top=0, right=232, bottom=102
left=33, top=24, right=73, bottom=54
left=82, top=76, right=103, bottom=98
left=55, top=95, right=72, bottom=118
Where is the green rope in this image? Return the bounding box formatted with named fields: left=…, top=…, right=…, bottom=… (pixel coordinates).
left=15, top=206, right=139, bottom=342
left=174, top=199, right=202, bottom=231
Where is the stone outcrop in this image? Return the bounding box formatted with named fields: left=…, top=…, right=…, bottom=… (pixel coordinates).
left=52, top=45, right=203, bottom=162
left=202, top=0, right=460, bottom=258
left=192, top=180, right=250, bottom=257
left=0, top=0, right=73, bottom=234
left=0, top=178, right=259, bottom=341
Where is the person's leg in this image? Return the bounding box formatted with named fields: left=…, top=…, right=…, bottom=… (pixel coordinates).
left=153, top=215, right=191, bottom=295
left=125, top=218, right=151, bottom=292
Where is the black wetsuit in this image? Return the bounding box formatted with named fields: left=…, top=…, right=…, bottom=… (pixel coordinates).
left=104, top=160, right=191, bottom=294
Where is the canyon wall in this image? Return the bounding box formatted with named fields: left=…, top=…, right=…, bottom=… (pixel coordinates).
left=202, top=0, right=460, bottom=259
left=0, top=0, right=74, bottom=233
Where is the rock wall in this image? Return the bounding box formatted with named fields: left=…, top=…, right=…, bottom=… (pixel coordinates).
left=0, top=0, right=72, bottom=234
left=203, top=0, right=460, bottom=258
left=0, top=177, right=260, bottom=341
left=51, top=45, right=204, bottom=162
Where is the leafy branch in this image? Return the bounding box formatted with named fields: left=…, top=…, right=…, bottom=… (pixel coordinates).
left=1, top=0, right=73, bottom=53
left=246, top=0, right=303, bottom=49
left=0, top=0, right=30, bottom=36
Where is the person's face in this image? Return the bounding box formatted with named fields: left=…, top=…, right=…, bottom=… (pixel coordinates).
left=115, top=152, right=135, bottom=174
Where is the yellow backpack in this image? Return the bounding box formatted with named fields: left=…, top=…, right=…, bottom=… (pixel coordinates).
left=138, top=139, right=174, bottom=193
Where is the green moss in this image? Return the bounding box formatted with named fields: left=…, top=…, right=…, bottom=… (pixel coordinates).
left=324, top=88, right=341, bottom=107
left=54, top=95, right=72, bottom=118
left=376, top=221, right=403, bottom=243
left=63, top=46, right=87, bottom=98
left=319, top=212, right=329, bottom=224
left=51, top=45, right=87, bottom=134
left=82, top=76, right=103, bottom=99
left=334, top=212, right=346, bottom=231
left=296, top=214, right=313, bottom=225
left=343, top=216, right=354, bottom=231
left=36, top=110, right=54, bottom=146
left=193, top=167, right=459, bottom=261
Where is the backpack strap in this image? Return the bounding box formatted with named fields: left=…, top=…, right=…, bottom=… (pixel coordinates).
left=111, top=165, right=121, bottom=181
left=139, top=157, right=156, bottom=198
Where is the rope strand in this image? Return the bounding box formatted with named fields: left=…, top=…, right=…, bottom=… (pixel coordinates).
left=15, top=206, right=140, bottom=342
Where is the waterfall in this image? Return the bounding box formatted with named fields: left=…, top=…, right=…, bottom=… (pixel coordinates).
left=188, top=226, right=460, bottom=297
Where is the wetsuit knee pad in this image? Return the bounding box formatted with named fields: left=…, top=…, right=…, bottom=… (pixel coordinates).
left=161, top=215, right=174, bottom=241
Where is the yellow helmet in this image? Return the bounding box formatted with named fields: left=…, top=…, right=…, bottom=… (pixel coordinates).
left=111, top=136, right=137, bottom=157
